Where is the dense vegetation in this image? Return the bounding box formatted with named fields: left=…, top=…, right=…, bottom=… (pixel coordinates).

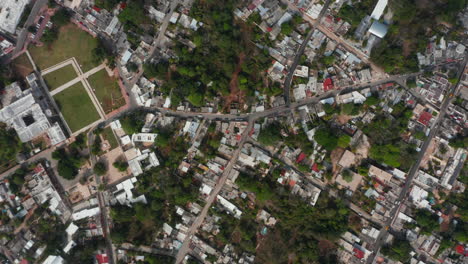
left=145, top=0, right=271, bottom=107
left=414, top=209, right=440, bottom=235
left=381, top=238, right=411, bottom=262
left=258, top=119, right=351, bottom=153
left=42, top=8, right=71, bottom=44
left=0, top=125, right=23, bottom=168
left=111, top=166, right=200, bottom=245
left=236, top=171, right=349, bottom=263
left=52, top=134, right=88, bottom=179
left=371, top=0, right=466, bottom=74
left=338, top=0, right=376, bottom=32
left=95, top=0, right=120, bottom=10
left=362, top=103, right=417, bottom=171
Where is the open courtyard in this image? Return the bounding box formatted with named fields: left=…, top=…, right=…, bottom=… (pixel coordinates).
left=53, top=82, right=101, bottom=133
left=43, top=63, right=78, bottom=91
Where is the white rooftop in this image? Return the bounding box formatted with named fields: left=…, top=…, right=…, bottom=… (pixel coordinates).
left=42, top=255, right=65, bottom=264
left=72, top=207, right=100, bottom=220
left=370, top=0, right=388, bottom=20
left=0, top=0, right=31, bottom=34
left=368, top=21, right=388, bottom=39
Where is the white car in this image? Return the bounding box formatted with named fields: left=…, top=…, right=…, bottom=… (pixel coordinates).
left=30, top=34, right=35, bottom=39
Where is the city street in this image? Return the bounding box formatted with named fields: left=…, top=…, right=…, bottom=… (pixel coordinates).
left=282, top=0, right=333, bottom=106
left=365, top=55, right=468, bottom=264
left=174, top=120, right=255, bottom=263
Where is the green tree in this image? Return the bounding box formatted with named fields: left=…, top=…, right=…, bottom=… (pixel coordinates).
left=0, top=125, right=22, bottom=164
left=57, top=160, right=77, bottom=179
left=414, top=209, right=439, bottom=235
left=342, top=169, right=354, bottom=182
left=94, top=162, right=107, bottom=176
left=381, top=238, right=411, bottom=262
left=315, top=128, right=338, bottom=151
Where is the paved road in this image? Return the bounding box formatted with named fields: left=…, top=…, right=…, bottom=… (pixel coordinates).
left=1, top=72, right=416, bottom=181
left=8, top=0, right=48, bottom=61
left=315, top=24, right=385, bottom=76
left=365, top=56, right=468, bottom=264
left=120, top=243, right=175, bottom=257
left=0, top=148, right=54, bottom=180
left=174, top=120, right=254, bottom=263
left=87, top=128, right=117, bottom=264
left=282, top=0, right=332, bottom=106
left=119, top=0, right=181, bottom=106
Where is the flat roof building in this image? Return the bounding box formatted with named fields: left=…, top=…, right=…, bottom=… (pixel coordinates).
left=0, top=80, right=66, bottom=145
left=368, top=21, right=388, bottom=39
left=370, top=0, right=388, bottom=20
left=0, top=0, right=31, bottom=34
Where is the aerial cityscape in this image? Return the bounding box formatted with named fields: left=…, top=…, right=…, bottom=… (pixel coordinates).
left=0, top=0, right=466, bottom=263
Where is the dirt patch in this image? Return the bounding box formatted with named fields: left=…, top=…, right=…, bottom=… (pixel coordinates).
left=353, top=134, right=370, bottom=161
left=402, top=40, right=412, bottom=57
left=222, top=53, right=246, bottom=111
left=336, top=114, right=352, bottom=125
left=255, top=229, right=292, bottom=264
left=330, top=148, right=345, bottom=175
left=420, top=138, right=437, bottom=170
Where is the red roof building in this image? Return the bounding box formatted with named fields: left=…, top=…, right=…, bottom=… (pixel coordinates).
left=382, top=82, right=394, bottom=89
left=96, top=254, right=109, bottom=264
left=418, top=111, right=433, bottom=126
left=288, top=180, right=296, bottom=187
left=296, top=153, right=306, bottom=163
left=353, top=248, right=365, bottom=259
left=323, top=78, right=334, bottom=92
left=311, top=163, right=319, bottom=172
left=455, top=245, right=468, bottom=256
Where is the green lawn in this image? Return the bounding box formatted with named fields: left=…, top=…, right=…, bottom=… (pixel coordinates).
left=101, top=126, right=118, bottom=149
left=29, top=23, right=99, bottom=72
left=87, top=69, right=126, bottom=114
left=53, top=82, right=101, bottom=132
left=43, top=64, right=78, bottom=90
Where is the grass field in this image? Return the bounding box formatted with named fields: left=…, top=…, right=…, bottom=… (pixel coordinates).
left=101, top=126, right=118, bottom=149
left=88, top=69, right=126, bottom=114
left=29, top=23, right=99, bottom=72
left=12, top=53, right=34, bottom=78
left=53, top=82, right=100, bottom=132
left=43, top=64, right=78, bottom=91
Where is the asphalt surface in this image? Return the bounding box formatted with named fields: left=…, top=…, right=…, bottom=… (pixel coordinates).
left=87, top=129, right=117, bottom=264
left=282, top=0, right=333, bottom=106
left=9, top=0, right=48, bottom=61
left=365, top=55, right=468, bottom=264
